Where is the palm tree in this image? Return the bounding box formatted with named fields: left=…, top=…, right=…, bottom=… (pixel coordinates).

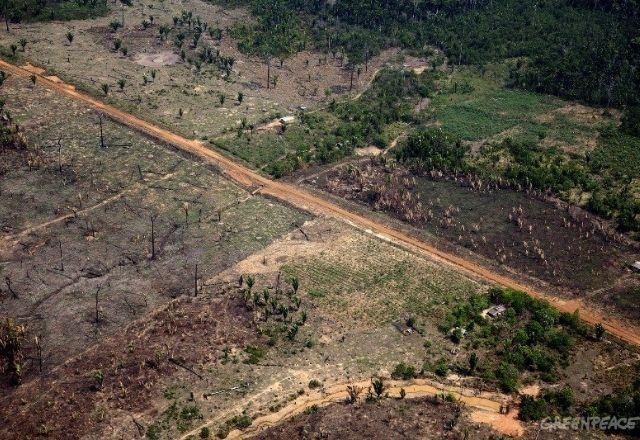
left=290, top=276, right=299, bottom=294
left=246, top=275, right=255, bottom=294
left=66, top=32, right=74, bottom=45
left=371, top=377, right=385, bottom=398
left=101, top=83, right=109, bottom=95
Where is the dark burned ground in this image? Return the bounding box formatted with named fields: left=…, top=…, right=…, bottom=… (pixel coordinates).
left=0, top=73, right=310, bottom=370
left=313, top=159, right=636, bottom=297
left=0, top=286, right=259, bottom=440
left=255, top=398, right=497, bottom=440
left=256, top=396, right=608, bottom=440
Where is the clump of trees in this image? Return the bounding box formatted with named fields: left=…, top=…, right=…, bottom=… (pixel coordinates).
left=239, top=274, right=307, bottom=346
left=0, top=318, right=27, bottom=385
left=438, top=287, right=598, bottom=393
left=396, top=127, right=467, bottom=172
left=519, top=386, right=574, bottom=421
left=585, top=380, right=640, bottom=435
left=258, top=68, right=435, bottom=177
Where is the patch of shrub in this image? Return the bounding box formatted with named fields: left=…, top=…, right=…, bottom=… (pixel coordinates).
left=391, top=362, right=416, bottom=380
left=243, top=345, right=265, bottom=364
left=396, top=127, right=467, bottom=172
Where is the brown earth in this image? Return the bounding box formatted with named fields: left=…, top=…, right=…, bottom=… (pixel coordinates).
left=252, top=396, right=508, bottom=440
left=0, top=289, right=258, bottom=440
left=1, top=58, right=639, bottom=349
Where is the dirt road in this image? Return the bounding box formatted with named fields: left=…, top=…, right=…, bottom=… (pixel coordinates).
left=179, top=378, right=522, bottom=439
left=2, top=59, right=639, bottom=346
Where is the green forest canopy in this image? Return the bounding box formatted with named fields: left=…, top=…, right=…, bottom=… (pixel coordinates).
left=217, top=0, right=640, bottom=107
left=3, top=0, right=108, bottom=23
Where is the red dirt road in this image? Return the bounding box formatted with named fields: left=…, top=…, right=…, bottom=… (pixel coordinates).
left=2, top=59, right=639, bottom=347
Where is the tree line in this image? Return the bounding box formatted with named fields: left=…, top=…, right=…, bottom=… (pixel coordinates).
left=216, top=0, right=639, bottom=107
left=3, top=0, right=108, bottom=24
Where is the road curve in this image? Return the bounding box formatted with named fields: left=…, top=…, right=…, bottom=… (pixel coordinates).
left=179, top=378, right=521, bottom=439
left=2, top=59, right=639, bottom=347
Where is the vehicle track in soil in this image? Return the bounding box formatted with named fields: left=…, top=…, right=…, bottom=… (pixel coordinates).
left=2, top=59, right=639, bottom=347
left=179, top=377, right=521, bottom=439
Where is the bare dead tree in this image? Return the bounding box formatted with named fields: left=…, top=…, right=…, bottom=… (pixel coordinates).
left=349, top=64, right=355, bottom=91
left=56, top=138, right=63, bottom=173
left=131, top=417, right=144, bottom=436
left=84, top=218, right=96, bottom=238
left=96, top=114, right=130, bottom=149
left=295, top=223, right=309, bottom=241
left=58, top=239, right=64, bottom=272
left=194, top=264, right=198, bottom=296
left=99, top=114, right=106, bottom=149
left=94, top=285, right=103, bottom=326
left=168, top=357, right=203, bottom=379
left=150, top=214, right=156, bottom=260
left=5, top=276, right=17, bottom=299
left=3, top=1, right=9, bottom=33
left=266, top=57, right=271, bottom=90
left=34, top=335, right=43, bottom=373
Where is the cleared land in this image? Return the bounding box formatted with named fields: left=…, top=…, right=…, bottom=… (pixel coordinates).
left=0, top=72, right=310, bottom=368
left=0, top=0, right=393, bottom=141
left=1, top=3, right=640, bottom=438
left=2, top=57, right=638, bottom=348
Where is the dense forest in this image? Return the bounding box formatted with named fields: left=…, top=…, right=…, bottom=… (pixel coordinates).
left=3, top=0, right=108, bottom=23
left=218, top=0, right=639, bottom=107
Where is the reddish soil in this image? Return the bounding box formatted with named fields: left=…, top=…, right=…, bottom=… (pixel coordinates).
left=2, top=59, right=639, bottom=348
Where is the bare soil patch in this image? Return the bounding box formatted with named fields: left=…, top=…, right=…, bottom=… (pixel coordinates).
left=134, top=50, right=181, bottom=67
left=255, top=397, right=503, bottom=440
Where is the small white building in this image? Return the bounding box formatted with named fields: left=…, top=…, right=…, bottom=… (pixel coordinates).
left=487, top=305, right=506, bottom=318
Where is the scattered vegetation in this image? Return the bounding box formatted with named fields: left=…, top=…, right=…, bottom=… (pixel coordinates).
left=217, top=68, right=434, bottom=176
left=146, top=396, right=203, bottom=438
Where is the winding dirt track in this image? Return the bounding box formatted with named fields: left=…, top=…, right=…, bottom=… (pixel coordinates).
left=2, top=59, right=639, bottom=347
left=179, top=378, right=522, bottom=439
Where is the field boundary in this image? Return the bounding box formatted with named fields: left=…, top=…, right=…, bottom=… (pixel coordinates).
left=2, top=58, right=639, bottom=346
